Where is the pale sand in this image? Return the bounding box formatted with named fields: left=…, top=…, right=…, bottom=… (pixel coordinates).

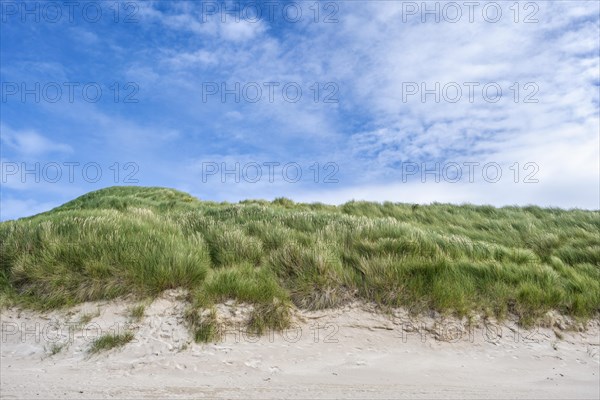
left=1, top=290, right=598, bottom=399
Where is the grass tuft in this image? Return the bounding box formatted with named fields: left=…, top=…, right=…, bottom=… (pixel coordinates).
left=89, top=332, right=134, bottom=354
left=47, top=342, right=65, bottom=356
left=248, top=298, right=292, bottom=334
left=185, top=307, right=221, bottom=343
left=128, top=304, right=145, bottom=322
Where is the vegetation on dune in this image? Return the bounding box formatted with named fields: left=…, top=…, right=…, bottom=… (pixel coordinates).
left=89, top=332, right=135, bottom=354
left=128, top=304, right=146, bottom=322
left=1, top=186, right=599, bottom=340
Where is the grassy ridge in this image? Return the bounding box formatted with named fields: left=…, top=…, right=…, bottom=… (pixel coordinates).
left=1, top=186, right=598, bottom=334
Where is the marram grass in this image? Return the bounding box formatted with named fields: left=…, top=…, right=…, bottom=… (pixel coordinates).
left=1, top=186, right=598, bottom=338
left=89, top=332, right=135, bottom=354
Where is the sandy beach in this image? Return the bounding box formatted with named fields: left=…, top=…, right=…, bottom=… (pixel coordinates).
left=1, top=290, right=598, bottom=399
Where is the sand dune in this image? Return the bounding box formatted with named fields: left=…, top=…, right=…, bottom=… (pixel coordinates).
left=1, top=290, right=598, bottom=399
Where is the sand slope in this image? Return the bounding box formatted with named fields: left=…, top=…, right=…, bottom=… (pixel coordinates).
left=1, top=290, right=598, bottom=399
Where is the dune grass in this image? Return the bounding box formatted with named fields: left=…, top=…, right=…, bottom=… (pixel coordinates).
left=1, top=186, right=598, bottom=339
left=89, top=332, right=135, bottom=354
left=128, top=304, right=146, bottom=322
left=184, top=307, right=222, bottom=343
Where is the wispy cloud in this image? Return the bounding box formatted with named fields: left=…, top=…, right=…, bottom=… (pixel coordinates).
left=1, top=124, right=73, bottom=156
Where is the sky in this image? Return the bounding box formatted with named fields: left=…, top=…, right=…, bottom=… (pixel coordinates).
left=1, top=0, right=599, bottom=221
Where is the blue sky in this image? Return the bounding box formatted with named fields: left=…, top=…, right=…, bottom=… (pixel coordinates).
left=1, top=0, right=599, bottom=220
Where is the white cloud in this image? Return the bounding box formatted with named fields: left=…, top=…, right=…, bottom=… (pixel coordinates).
left=135, top=1, right=598, bottom=208
left=219, top=19, right=266, bottom=42
left=140, top=3, right=266, bottom=42
left=0, top=124, right=73, bottom=156
left=166, top=49, right=219, bottom=69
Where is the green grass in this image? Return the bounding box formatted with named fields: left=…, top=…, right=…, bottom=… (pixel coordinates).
left=184, top=307, right=222, bottom=343
left=89, top=332, right=134, bottom=353
left=128, top=304, right=146, bottom=322
left=1, top=186, right=599, bottom=335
